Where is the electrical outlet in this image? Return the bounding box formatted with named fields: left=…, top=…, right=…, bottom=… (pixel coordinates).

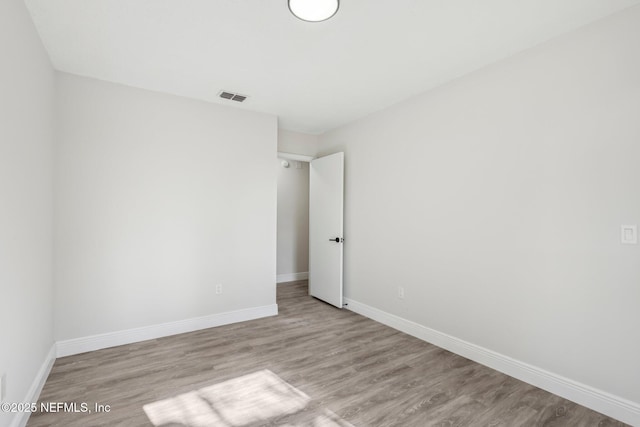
left=0, top=373, right=5, bottom=402
left=398, top=286, right=405, bottom=299
left=215, top=284, right=223, bottom=295
left=621, top=225, right=638, bottom=244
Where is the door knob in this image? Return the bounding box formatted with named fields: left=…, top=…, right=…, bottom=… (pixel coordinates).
left=329, top=237, right=343, bottom=242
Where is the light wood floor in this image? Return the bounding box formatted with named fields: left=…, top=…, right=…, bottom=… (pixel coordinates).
left=28, top=281, right=626, bottom=426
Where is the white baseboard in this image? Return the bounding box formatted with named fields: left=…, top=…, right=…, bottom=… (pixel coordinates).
left=11, top=344, right=56, bottom=427
left=344, top=298, right=640, bottom=426
left=56, top=304, right=278, bottom=358
left=277, top=272, right=308, bottom=283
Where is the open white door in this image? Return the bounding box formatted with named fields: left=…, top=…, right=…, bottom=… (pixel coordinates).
left=309, top=152, right=344, bottom=308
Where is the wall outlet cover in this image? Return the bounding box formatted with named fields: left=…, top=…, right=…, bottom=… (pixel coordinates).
left=621, top=225, right=638, bottom=244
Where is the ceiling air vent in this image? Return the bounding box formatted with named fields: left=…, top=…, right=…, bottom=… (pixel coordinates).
left=218, top=91, right=248, bottom=103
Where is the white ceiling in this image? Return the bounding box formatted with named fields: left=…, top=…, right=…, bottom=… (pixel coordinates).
left=25, top=0, right=640, bottom=134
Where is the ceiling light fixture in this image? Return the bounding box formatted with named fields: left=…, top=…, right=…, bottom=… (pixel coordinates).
left=288, top=0, right=339, bottom=22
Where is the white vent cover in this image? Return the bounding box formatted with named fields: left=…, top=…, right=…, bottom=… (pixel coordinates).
left=218, top=91, right=248, bottom=103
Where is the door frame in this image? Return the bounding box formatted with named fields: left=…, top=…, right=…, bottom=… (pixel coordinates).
left=276, top=150, right=345, bottom=309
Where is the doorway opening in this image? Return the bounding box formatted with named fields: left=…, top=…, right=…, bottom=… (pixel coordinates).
left=276, top=152, right=313, bottom=284
left=276, top=150, right=344, bottom=308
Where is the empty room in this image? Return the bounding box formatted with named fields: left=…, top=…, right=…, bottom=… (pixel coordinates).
left=1, top=0, right=639, bottom=426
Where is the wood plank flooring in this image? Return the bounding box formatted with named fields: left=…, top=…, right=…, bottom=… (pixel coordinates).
left=28, top=281, right=627, bottom=426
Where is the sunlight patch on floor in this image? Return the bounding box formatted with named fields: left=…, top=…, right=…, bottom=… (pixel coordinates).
left=143, top=369, right=353, bottom=427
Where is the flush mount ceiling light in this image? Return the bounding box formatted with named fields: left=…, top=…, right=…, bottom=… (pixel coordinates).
left=288, top=0, right=339, bottom=22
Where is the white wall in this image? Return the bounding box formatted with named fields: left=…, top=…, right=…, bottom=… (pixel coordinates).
left=54, top=73, right=277, bottom=341
left=0, top=1, right=54, bottom=426
left=319, top=5, right=640, bottom=410
left=278, top=129, right=319, bottom=157
left=276, top=159, right=309, bottom=281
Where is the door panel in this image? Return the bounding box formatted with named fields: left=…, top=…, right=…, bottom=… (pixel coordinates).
left=309, top=152, right=344, bottom=308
